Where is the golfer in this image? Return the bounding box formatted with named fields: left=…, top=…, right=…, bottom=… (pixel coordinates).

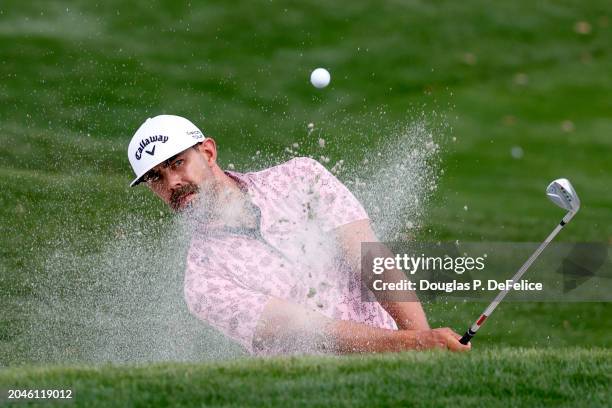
left=127, top=115, right=470, bottom=355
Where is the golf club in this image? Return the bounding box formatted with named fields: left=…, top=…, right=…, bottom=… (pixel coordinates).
left=459, top=178, right=581, bottom=345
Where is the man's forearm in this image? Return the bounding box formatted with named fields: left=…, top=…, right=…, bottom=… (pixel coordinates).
left=325, top=319, right=418, bottom=353
left=380, top=299, right=430, bottom=331
left=255, top=297, right=417, bottom=354
left=372, top=262, right=430, bottom=330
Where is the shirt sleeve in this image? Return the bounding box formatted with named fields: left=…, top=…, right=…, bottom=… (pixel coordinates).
left=183, top=241, right=270, bottom=354
left=291, top=157, right=369, bottom=231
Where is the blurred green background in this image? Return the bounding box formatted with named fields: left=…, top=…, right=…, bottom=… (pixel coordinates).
left=1, top=0, right=611, bottom=370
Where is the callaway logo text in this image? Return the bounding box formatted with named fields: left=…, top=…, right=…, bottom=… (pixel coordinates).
left=135, top=135, right=169, bottom=160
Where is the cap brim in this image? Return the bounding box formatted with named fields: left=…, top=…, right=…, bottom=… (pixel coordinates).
left=130, top=176, right=144, bottom=187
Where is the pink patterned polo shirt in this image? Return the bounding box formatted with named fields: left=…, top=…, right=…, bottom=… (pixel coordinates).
left=183, top=157, right=397, bottom=354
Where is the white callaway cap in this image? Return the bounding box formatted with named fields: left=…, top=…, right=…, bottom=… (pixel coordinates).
left=127, top=115, right=206, bottom=186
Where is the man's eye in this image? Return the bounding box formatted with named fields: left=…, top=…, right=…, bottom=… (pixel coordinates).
left=171, top=159, right=184, bottom=169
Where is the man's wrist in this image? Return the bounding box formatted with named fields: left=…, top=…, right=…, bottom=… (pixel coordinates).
left=396, top=329, right=424, bottom=350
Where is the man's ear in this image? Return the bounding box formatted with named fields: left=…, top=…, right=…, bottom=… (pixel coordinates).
left=197, top=138, right=217, bottom=164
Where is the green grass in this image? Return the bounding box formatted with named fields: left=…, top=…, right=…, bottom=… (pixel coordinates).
left=1, top=0, right=611, bottom=406
left=1, top=348, right=610, bottom=407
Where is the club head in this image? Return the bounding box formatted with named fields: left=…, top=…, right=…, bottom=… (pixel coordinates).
left=546, top=178, right=580, bottom=213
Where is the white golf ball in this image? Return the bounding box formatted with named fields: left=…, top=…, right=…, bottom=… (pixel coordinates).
left=310, top=68, right=330, bottom=88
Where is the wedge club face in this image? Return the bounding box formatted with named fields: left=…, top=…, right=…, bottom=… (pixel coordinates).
left=546, top=178, right=580, bottom=213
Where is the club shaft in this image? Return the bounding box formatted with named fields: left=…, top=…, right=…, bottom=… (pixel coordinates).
left=459, top=218, right=567, bottom=345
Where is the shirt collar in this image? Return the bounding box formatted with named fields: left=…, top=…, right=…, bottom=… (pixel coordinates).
left=224, top=170, right=250, bottom=192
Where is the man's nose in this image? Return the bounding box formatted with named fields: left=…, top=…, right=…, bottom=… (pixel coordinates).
left=166, top=171, right=184, bottom=191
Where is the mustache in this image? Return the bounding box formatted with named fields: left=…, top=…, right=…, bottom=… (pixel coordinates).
left=170, top=184, right=200, bottom=210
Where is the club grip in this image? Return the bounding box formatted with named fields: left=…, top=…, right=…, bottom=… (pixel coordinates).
left=459, top=329, right=475, bottom=345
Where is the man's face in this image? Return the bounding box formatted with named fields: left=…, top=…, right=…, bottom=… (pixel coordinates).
left=142, top=144, right=217, bottom=212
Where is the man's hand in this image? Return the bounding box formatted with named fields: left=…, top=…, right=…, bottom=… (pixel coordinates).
left=412, top=328, right=471, bottom=352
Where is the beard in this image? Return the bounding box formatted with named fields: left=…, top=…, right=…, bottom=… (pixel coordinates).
left=169, top=183, right=200, bottom=212
left=170, top=179, right=222, bottom=220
